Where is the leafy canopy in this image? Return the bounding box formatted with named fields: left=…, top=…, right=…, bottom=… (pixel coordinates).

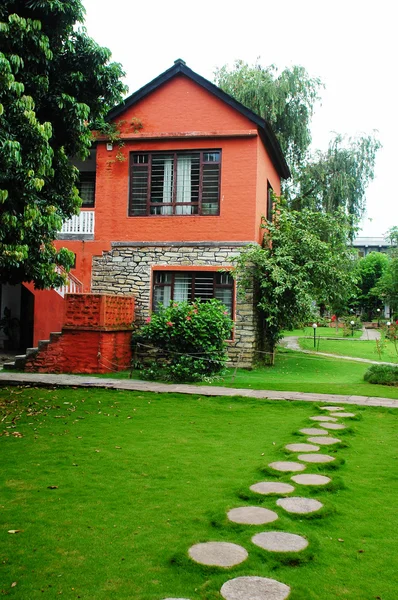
left=0, top=0, right=126, bottom=287
left=233, top=200, right=357, bottom=354
left=214, top=60, right=380, bottom=228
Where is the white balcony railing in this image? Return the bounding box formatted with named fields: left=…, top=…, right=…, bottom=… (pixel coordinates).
left=55, top=267, right=84, bottom=298
left=60, top=210, right=95, bottom=236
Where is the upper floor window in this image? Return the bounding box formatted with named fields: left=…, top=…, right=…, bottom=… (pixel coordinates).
left=77, top=172, right=96, bottom=207
left=129, top=150, right=221, bottom=216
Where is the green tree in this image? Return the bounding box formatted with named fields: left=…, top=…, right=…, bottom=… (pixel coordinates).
left=0, top=0, right=126, bottom=287
left=354, top=251, right=390, bottom=320
left=233, top=200, right=357, bottom=356
left=373, top=227, right=398, bottom=318
left=214, top=60, right=380, bottom=228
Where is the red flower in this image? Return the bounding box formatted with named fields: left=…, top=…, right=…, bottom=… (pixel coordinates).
left=186, top=316, right=191, bottom=321
left=145, top=317, right=151, bottom=324
left=166, top=321, right=174, bottom=326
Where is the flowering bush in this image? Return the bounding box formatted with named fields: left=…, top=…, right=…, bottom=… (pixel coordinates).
left=132, top=299, right=233, bottom=382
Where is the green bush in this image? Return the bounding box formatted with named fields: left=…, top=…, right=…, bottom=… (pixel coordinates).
left=364, top=364, right=398, bottom=386
left=132, top=299, right=233, bottom=382
left=342, top=315, right=362, bottom=336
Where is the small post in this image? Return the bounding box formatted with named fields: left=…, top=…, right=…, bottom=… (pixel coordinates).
left=350, top=320, right=355, bottom=337
left=312, top=323, right=317, bottom=349
left=377, top=308, right=381, bottom=328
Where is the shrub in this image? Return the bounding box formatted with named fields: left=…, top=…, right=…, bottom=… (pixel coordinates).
left=132, top=299, right=233, bottom=382
left=364, top=364, right=398, bottom=386
left=342, top=315, right=362, bottom=336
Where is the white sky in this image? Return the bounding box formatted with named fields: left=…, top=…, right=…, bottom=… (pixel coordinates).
left=82, top=0, right=397, bottom=238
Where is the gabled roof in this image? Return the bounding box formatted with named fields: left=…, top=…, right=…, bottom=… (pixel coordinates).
left=107, top=59, right=290, bottom=179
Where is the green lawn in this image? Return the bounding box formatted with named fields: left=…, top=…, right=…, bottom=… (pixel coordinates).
left=283, top=327, right=362, bottom=338
left=1, top=386, right=397, bottom=599
left=299, top=338, right=398, bottom=364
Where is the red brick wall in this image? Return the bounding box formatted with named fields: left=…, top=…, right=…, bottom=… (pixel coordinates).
left=63, top=294, right=135, bottom=330
left=24, top=294, right=134, bottom=373
left=24, top=330, right=132, bottom=374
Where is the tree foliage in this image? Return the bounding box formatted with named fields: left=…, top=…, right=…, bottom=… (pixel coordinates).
left=373, top=227, right=398, bottom=318
left=214, top=60, right=322, bottom=175
left=214, top=60, right=380, bottom=228
left=233, top=200, right=357, bottom=355
left=353, top=251, right=389, bottom=319
left=0, top=0, right=126, bottom=287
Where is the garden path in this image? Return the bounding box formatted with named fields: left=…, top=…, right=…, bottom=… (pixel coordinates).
left=0, top=371, right=397, bottom=408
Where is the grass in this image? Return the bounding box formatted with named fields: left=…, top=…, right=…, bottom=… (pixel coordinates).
left=299, top=337, right=398, bottom=364
left=91, top=348, right=398, bottom=399
left=0, top=386, right=397, bottom=599
left=283, top=327, right=362, bottom=338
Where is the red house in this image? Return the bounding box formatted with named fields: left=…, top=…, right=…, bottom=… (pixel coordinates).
left=2, top=59, right=289, bottom=369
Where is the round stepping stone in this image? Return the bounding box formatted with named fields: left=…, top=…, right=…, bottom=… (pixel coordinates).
left=276, top=496, right=323, bottom=514
left=319, top=422, right=346, bottom=430
left=329, top=412, right=355, bottom=418
left=269, top=461, right=306, bottom=472
left=227, top=506, right=278, bottom=525
left=252, top=531, right=308, bottom=553
left=250, top=482, right=295, bottom=495
left=291, top=474, right=331, bottom=486
left=220, top=576, right=290, bottom=600
left=320, top=406, right=345, bottom=411
left=307, top=436, right=341, bottom=445
left=285, top=443, right=320, bottom=452
left=297, top=453, right=335, bottom=463
left=309, top=415, right=338, bottom=422
left=188, top=542, right=248, bottom=567
left=299, top=428, right=329, bottom=436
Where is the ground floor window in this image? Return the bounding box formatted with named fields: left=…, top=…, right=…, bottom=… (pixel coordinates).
left=152, top=271, right=234, bottom=317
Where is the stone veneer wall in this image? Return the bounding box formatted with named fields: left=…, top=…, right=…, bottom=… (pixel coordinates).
left=91, top=242, right=259, bottom=366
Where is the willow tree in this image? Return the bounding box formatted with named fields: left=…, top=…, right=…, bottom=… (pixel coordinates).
left=214, top=60, right=380, bottom=229
left=0, top=0, right=126, bottom=287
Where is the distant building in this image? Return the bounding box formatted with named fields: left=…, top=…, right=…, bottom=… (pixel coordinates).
left=353, top=236, right=390, bottom=257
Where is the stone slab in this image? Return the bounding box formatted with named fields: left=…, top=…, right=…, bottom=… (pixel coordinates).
left=188, top=542, right=248, bottom=567
left=291, top=474, right=331, bottom=486
left=252, top=531, right=308, bottom=552
left=320, top=422, right=346, bottom=430
left=269, top=461, right=306, bottom=472
left=285, top=443, right=320, bottom=452
left=220, top=576, right=290, bottom=600
left=299, top=428, right=329, bottom=435
left=329, top=412, right=356, bottom=418
left=309, top=416, right=338, bottom=422
left=307, top=436, right=341, bottom=445
left=250, top=482, right=295, bottom=495
left=276, top=496, right=323, bottom=514
left=320, top=406, right=346, bottom=411
left=227, top=506, right=279, bottom=525
left=297, top=453, right=335, bottom=463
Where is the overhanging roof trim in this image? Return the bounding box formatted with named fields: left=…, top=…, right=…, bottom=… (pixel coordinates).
left=106, top=60, right=290, bottom=179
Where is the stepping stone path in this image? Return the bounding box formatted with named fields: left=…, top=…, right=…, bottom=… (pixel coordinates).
left=285, top=443, right=320, bottom=452
left=250, top=482, right=295, bottom=495
left=320, top=422, right=346, bottom=430
left=297, top=453, right=335, bottom=463
left=299, top=427, right=329, bottom=436
left=291, top=474, right=331, bottom=486
left=175, top=402, right=356, bottom=598
left=307, top=436, right=341, bottom=445
left=188, top=542, right=248, bottom=567
left=252, top=531, right=308, bottom=553
left=329, top=412, right=356, bottom=418
left=227, top=506, right=279, bottom=525
left=276, top=496, right=323, bottom=514
left=220, top=576, right=290, bottom=600
left=268, top=461, right=306, bottom=472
